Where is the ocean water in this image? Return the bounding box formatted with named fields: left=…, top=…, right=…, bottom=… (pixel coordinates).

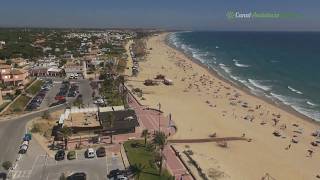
left=167, top=31, right=320, bottom=121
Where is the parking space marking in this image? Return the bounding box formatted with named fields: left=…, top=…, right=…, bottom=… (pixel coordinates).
left=46, top=172, right=60, bottom=180
left=30, top=155, right=40, bottom=172
left=11, top=170, right=32, bottom=179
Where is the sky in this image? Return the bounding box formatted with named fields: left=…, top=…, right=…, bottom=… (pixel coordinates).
left=0, top=0, right=319, bottom=31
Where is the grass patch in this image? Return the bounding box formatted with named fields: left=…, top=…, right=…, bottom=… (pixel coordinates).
left=124, top=140, right=173, bottom=180
left=26, top=80, right=44, bottom=95
left=0, top=102, right=10, bottom=112
left=7, top=95, right=31, bottom=112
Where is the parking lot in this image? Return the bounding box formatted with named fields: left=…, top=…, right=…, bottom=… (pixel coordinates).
left=36, top=78, right=94, bottom=109
left=10, top=140, right=125, bottom=180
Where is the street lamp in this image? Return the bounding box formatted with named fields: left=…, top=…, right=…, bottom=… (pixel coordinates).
left=158, top=103, right=161, bottom=132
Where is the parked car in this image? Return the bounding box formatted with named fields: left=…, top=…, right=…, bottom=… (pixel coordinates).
left=19, top=144, right=28, bottom=154
left=55, top=150, right=65, bottom=161
left=50, top=99, right=66, bottom=107
left=67, top=172, right=86, bottom=180
left=67, top=151, right=76, bottom=160
left=107, top=169, right=122, bottom=178
left=23, top=133, right=32, bottom=141
left=115, top=175, right=128, bottom=180
left=94, top=98, right=104, bottom=105
left=22, top=140, right=29, bottom=146
left=68, top=91, right=77, bottom=97
left=55, top=95, right=66, bottom=101
left=96, top=147, right=106, bottom=157
left=86, top=148, right=95, bottom=158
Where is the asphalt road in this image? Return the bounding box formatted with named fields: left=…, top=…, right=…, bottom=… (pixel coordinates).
left=0, top=78, right=95, bottom=173
left=0, top=104, right=66, bottom=172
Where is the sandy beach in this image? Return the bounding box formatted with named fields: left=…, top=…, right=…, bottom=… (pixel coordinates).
left=125, top=33, right=320, bottom=180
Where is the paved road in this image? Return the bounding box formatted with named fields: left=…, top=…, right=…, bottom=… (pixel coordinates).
left=0, top=78, right=94, bottom=172
left=127, top=92, right=193, bottom=180
left=75, top=79, right=94, bottom=107
left=0, top=104, right=66, bottom=172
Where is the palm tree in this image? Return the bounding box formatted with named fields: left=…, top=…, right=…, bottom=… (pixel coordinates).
left=59, top=126, right=72, bottom=150
left=131, top=163, right=145, bottom=180
left=141, top=129, right=149, bottom=147
left=152, top=131, right=167, bottom=175
left=105, top=112, right=115, bottom=144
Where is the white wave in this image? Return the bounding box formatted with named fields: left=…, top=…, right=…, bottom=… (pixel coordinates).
left=288, top=86, right=303, bottom=95
left=270, top=60, right=279, bottom=63
left=216, top=46, right=219, bottom=49
left=248, top=79, right=272, bottom=91
left=168, top=33, right=180, bottom=48
left=219, top=63, right=231, bottom=74
left=232, top=59, right=250, bottom=68
left=307, top=101, right=317, bottom=106
left=270, top=93, right=320, bottom=121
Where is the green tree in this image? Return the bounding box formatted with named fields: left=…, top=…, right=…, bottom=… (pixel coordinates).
left=152, top=131, right=168, bottom=175
left=141, top=129, right=149, bottom=147
left=59, top=126, right=72, bottom=150
left=2, top=161, right=12, bottom=170
left=131, top=163, right=145, bottom=180
left=105, top=112, right=115, bottom=144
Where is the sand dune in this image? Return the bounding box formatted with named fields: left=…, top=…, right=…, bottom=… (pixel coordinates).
left=125, top=33, right=320, bottom=180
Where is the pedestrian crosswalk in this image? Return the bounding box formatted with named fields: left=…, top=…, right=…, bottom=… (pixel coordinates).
left=10, top=170, right=32, bottom=179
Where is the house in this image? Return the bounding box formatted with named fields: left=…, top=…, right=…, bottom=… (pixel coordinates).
left=53, top=106, right=138, bottom=138
left=0, top=67, right=28, bottom=86
left=29, top=57, right=63, bottom=77
left=98, top=108, right=139, bottom=134
left=11, top=58, right=28, bottom=67
left=64, top=62, right=86, bottom=78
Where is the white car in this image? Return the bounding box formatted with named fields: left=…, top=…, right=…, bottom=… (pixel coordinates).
left=22, top=140, right=29, bottom=146
left=110, top=175, right=128, bottom=180
left=19, top=144, right=28, bottom=154
left=116, top=175, right=128, bottom=180
left=94, top=98, right=104, bottom=104
left=86, top=148, right=95, bottom=158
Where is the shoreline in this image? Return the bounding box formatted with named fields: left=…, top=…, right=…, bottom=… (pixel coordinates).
left=127, top=33, right=320, bottom=179
left=164, top=32, right=320, bottom=127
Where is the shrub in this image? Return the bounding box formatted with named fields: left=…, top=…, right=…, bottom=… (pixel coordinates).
left=2, top=161, right=12, bottom=170
left=42, top=110, right=51, bottom=120
left=31, top=123, right=42, bottom=133
left=15, top=89, right=22, bottom=96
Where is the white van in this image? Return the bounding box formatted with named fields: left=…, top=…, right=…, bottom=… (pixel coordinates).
left=74, top=73, right=79, bottom=79
left=86, top=148, right=95, bottom=158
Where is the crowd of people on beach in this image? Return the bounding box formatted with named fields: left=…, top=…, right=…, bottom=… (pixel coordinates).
left=169, top=48, right=319, bottom=161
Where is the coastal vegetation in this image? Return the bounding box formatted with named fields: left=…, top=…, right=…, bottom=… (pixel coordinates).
left=99, top=75, right=127, bottom=106
left=124, top=139, right=173, bottom=180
